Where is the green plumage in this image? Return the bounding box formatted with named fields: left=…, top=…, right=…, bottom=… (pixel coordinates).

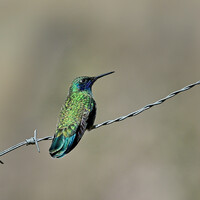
left=49, top=71, right=114, bottom=158
left=58, top=91, right=95, bottom=135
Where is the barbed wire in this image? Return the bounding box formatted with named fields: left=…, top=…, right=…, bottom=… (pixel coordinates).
left=91, top=80, right=200, bottom=129
left=0, top=80, right=199, bottom=164
left=0, top=130, right=53, bottom=157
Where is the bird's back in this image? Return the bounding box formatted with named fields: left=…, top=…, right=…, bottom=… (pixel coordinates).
left=49, top=91, right=96, bottom=158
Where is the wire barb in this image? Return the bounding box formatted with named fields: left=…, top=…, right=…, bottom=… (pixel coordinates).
left=34, top=129, right=40, bottom=153
left=0, top=80, right=199, bottom=161
left=0, top=130, right=53, bottom=160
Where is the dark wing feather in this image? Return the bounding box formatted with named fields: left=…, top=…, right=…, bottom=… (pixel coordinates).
left=86, top=100, right=96, bottom=130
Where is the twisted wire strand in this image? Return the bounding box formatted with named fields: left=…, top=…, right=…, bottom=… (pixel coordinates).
left=0, top=80, right=199, bottom=162
left=91, top=80, right=200, bottom=129
left=0, top=130, right=53, bottom=158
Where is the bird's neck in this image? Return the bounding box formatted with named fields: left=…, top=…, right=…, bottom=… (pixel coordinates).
left=69, top=87, right=93, bottom=96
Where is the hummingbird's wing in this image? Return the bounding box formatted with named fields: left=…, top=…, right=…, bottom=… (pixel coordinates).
left=49, top=92, right=95, bottom=158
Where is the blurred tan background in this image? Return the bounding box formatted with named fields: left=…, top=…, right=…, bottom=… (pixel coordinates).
left=0, top=1, right=200, bottom=200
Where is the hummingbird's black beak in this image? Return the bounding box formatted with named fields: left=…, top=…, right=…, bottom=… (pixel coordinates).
left=93, top=71, right=115, bottom=82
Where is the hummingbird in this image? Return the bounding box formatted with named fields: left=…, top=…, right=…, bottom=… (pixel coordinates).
left=49, top=71, right=114, bottom=158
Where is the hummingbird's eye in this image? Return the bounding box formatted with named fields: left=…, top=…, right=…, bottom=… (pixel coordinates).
left=80, top=79, right=87, bottom=83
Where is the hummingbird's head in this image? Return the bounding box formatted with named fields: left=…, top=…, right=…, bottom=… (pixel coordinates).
left=69, top=71, right=115, bottom=94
